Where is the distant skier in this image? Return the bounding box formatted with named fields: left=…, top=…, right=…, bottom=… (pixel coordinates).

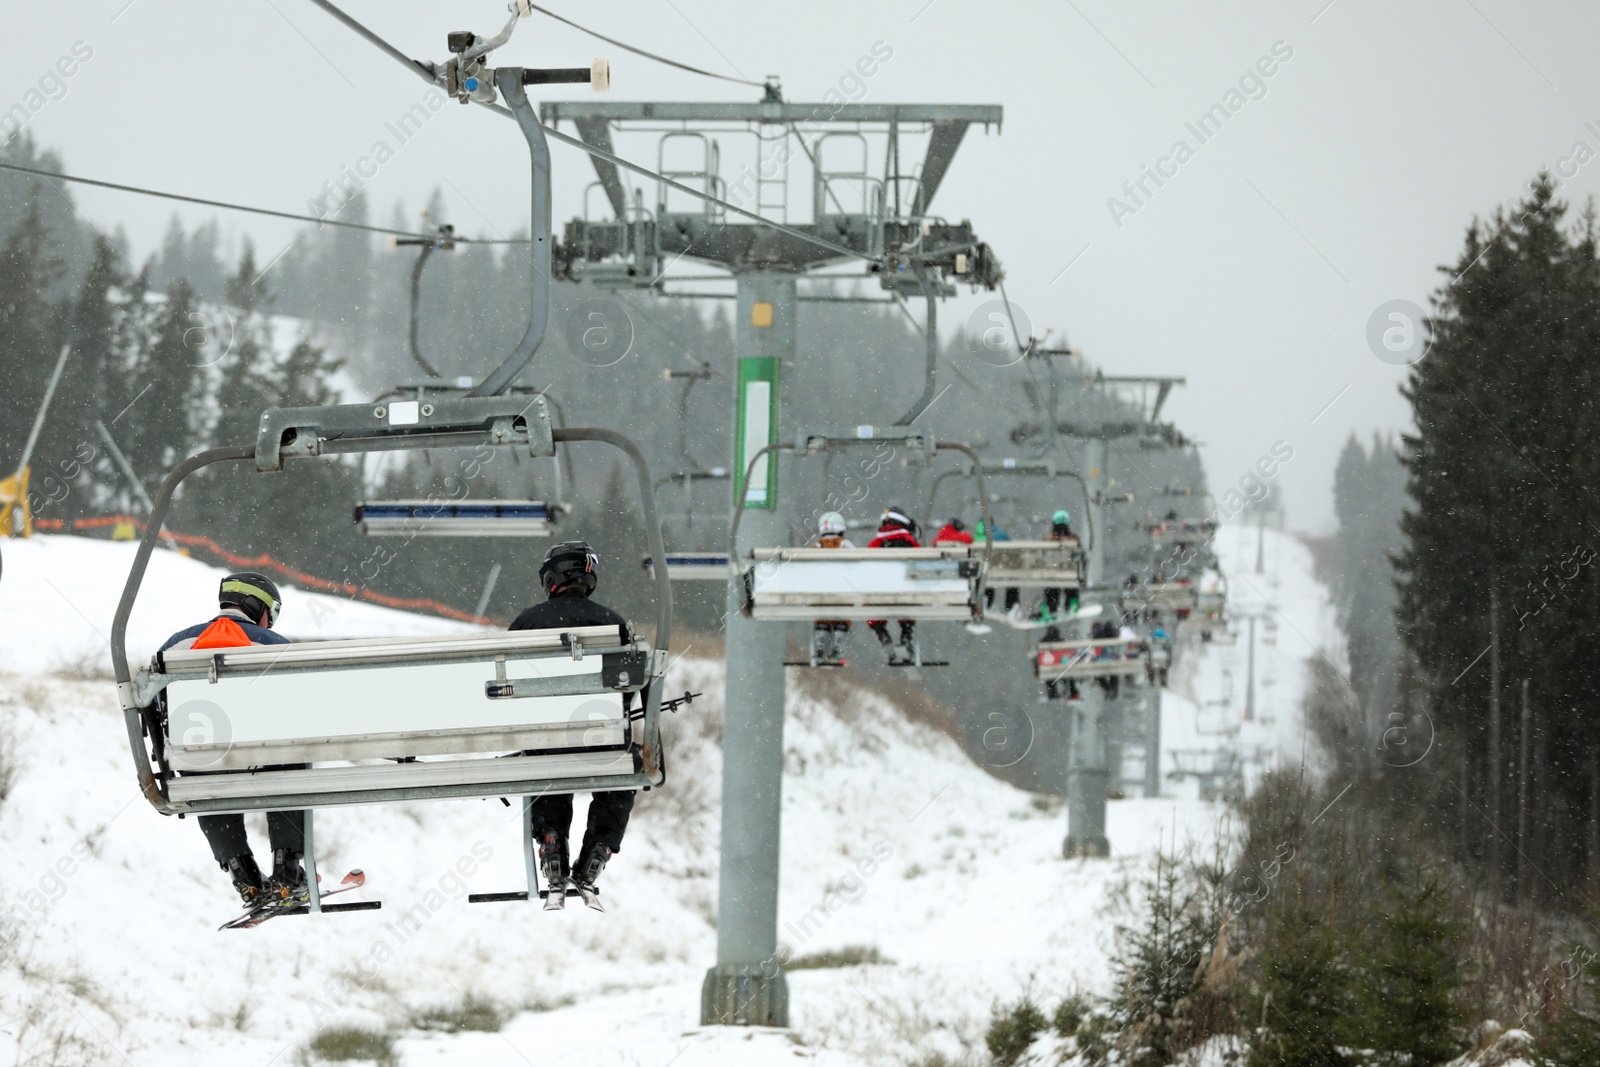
left=510, top=540, right=635, bottom=910
left=866, top=506, right=921, bottom=663
left=810, top=511, right=855, bottom=664
left=1091, top=619, right=1121, bottom=700
left=159, top=572, right=305, bottom=907
left=1149, top=624, right=1171, bottom=686
left=974, top=519, right=1012, bottom=542
left=1039, top=624, right=1081, bottom=702
left=932, top=516, right=974, bottom=546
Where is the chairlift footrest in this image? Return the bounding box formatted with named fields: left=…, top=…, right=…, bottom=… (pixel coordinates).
left=279, top=900, right=383, bottom=917
left=468, top=891, right=530, bottom=904
left=468, top=887, right=582, bottom=904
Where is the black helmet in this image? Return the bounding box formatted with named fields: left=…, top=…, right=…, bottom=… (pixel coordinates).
left=220, top=571, right=282, bottom=627
left=541, top=540, right=599, bottom=596
left=947, top=516, right=966, bottom=532
left=880, top=506, right=915, bottom=533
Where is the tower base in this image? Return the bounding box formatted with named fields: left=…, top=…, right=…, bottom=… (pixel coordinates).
left=700, top=965, right=790, bottom=1027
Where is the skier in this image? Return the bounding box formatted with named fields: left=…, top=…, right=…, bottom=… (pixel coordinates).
left=810, top=511, right=854, bottom=665
left=932, top=516, right=973, bottom=546
left=1041, top=508, right=1081, bottom=620
left=159, top=572, right=306, bottom=907
left=1090, top=619, right=1121, bottom=700
left=866, top=506, right=921, bottom=663
left=1149, top=623, right=1171, bottom=686
left=974, top=519, right=1012, bottom=541
left=510, top=540, right=635, bottom=910
left=1039, top=626, right=1081, bottom=702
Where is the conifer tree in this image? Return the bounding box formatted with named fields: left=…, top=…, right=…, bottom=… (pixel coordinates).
left=1396, top=174, right=1600, bottom=889
left=0, top=189, right=65, bottom=472
left=124, top=277, right=201, bottom=498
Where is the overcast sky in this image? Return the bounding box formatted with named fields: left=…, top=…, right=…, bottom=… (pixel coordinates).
left=6, top=0, right=1598, bottom=531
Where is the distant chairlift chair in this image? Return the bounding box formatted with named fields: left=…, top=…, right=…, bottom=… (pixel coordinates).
left=922, top=459, right=1093, bottom=628
left=730, top=430, right=994, bottom=669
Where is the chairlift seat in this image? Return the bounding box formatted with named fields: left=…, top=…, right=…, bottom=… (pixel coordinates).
left=1149, top=520, right=1215, bottom=547
left=355, top=499, right=553, bottom=537
left=739, top=546, right=979, bottom=621
left=141, top=625, right=663, bottom=812
left=1035, top=638, right=1146, bottom=678
left=643, top=553, right=730, bottom=581
left=1120, top=581, right=1198, bottom=613
left=976, top=540, right=1086, bottom=591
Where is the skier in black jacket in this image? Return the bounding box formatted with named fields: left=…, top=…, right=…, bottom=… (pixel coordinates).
left=509, top=540, right=636, bottom=911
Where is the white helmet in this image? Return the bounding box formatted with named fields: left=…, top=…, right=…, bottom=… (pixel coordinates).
left=818, top=511, right=846, bottom=536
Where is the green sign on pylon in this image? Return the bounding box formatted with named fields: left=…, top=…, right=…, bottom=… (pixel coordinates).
left=734, top=357, right=780, bottom=508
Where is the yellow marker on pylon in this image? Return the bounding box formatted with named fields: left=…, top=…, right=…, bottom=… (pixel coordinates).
left=0, top=468, right=32, bottom=538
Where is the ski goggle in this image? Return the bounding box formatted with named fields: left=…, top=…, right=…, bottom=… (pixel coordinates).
left=221, top=579, right=281, bottom=622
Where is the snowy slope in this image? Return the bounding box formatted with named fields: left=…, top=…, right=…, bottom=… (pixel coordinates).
left=0, top=525, right=1330, bottom=1066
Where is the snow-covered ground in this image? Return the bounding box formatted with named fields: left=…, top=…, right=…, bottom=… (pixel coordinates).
left=0, top=524, right=1330, bottom=1065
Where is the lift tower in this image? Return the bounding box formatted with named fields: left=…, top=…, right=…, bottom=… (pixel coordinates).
left=545, top=94, right=1001, bottom=1025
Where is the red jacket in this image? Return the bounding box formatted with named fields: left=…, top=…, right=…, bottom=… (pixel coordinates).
left=868, top=528, right=920, bottom=549
left=933, top=524, right=973, bottom=545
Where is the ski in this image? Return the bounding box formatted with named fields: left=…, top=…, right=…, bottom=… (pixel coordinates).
left=985, top=601, right=1102, bottom=630
left=572, top=882, right=605, bottom=912
left=219, top=869, right=367, bottom=931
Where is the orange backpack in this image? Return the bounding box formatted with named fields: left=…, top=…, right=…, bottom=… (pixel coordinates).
left=190, top=616, right=253, bottom=650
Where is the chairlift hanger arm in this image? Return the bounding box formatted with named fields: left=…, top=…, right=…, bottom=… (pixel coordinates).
left=893, top=266, right=938, bottom=426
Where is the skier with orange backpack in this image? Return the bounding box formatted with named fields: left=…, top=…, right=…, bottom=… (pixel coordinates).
left=158, top=572, right=306, bottom=908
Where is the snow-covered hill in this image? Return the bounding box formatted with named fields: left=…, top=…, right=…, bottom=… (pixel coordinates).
left=0, top=526, right=1329, bottom=1065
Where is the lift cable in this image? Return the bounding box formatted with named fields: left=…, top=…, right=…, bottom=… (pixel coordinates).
left=521, top=2, right=768, bottom=89
left=0, top=159, right=528, bottom=244
left=302, top=0, right=878, bottom=267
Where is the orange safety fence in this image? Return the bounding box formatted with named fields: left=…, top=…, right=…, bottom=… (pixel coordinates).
left=34, top=514, right=491, bottom=626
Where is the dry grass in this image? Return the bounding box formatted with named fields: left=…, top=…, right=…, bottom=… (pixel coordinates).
left=0, top=715, right=20, bottom=813
left=410, top=991, right=505, bottom=1033
left=299, top=1026, right=397, bottom=1066
left=786, top=944, right=890, bottom=970
left=51, top=649, right=114, bottom=682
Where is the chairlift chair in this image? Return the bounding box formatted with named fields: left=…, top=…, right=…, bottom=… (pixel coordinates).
left=922, top=458, right=1092, bottom=627
left=111, top=44, right=663, bottom=912
left=636, top=468, right=733, bottom=579
left=1120, top=578, right=1199, bottom=617
left=643, top=552, right=730, bottom=581
left=355, top=498, right=555, bottom=537
left=1148, top=518, right=1216, bottom=547
left=729, top=429, right=994, bottom=669
left=1034, top=637, right=1147, bottom=680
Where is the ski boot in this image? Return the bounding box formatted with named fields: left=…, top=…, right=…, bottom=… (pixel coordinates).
left=265, top=848, right=309, bottom=908
left=571, top=842, right=612, bottom=912
left=811, top=626, right=831, bottom=667
left=897, top=621, right=918, bottom=666
left=227, top=854, right=266, bottom=908
left=537, top=831, right=569, bottom=910
left=870, top=622, right=897, bottom=662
